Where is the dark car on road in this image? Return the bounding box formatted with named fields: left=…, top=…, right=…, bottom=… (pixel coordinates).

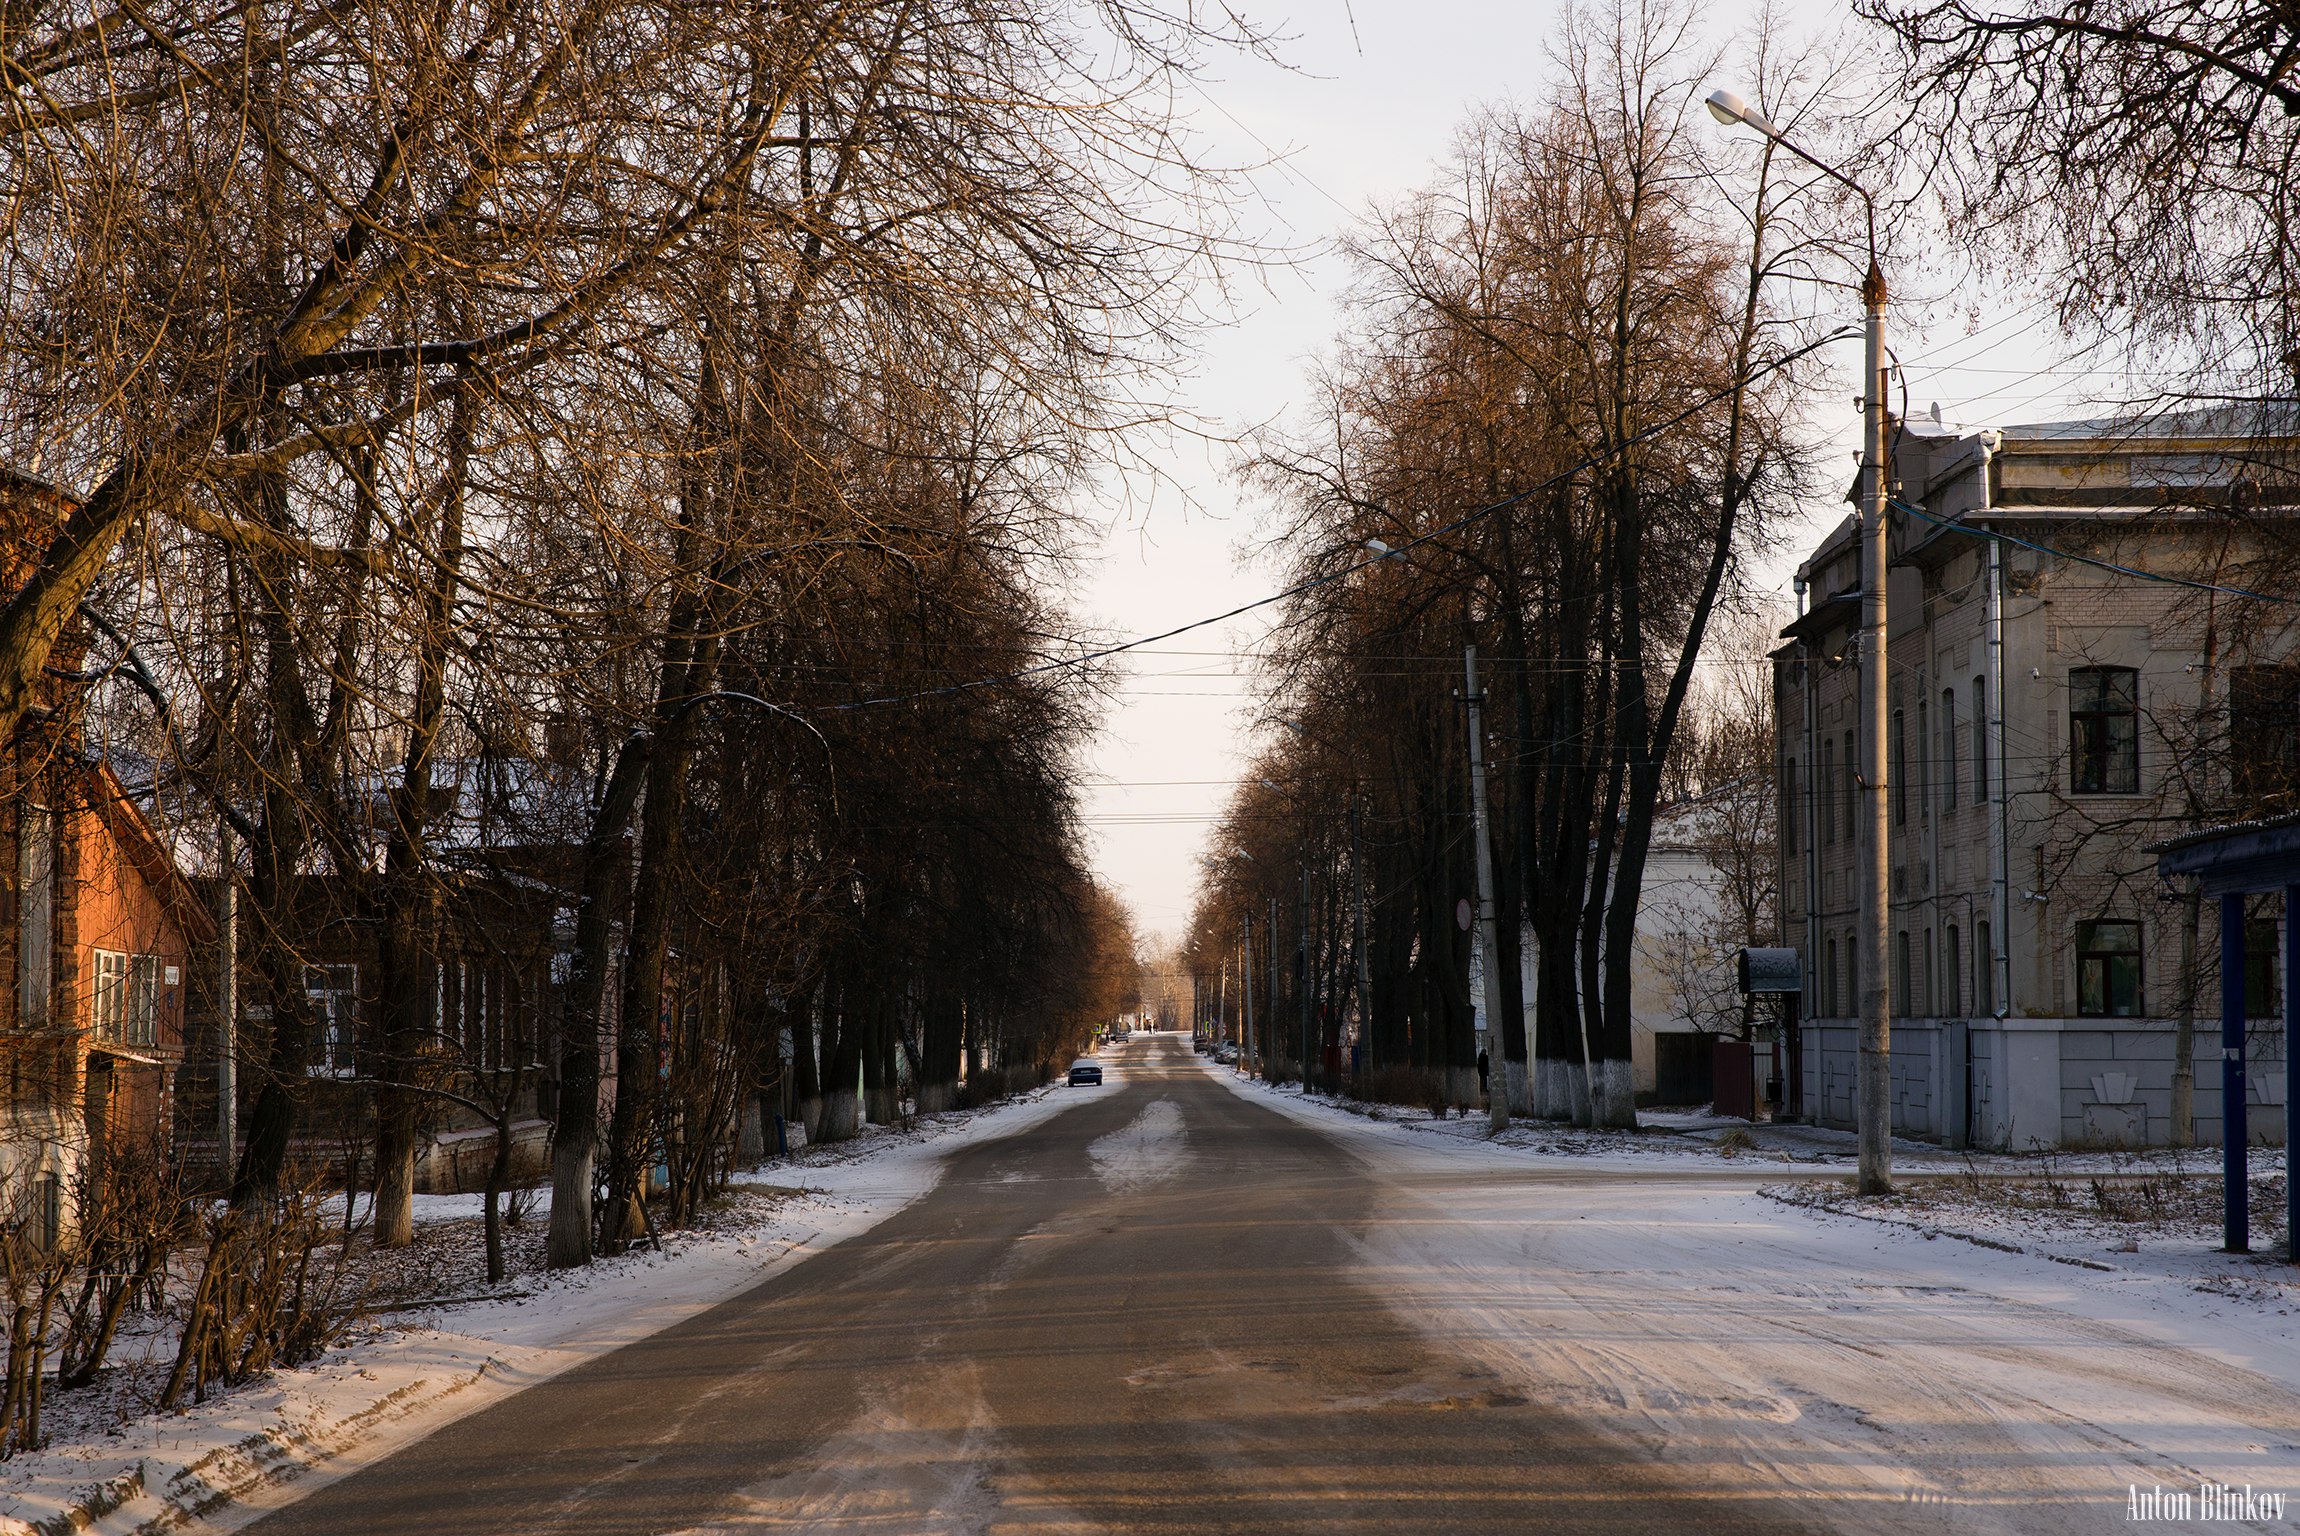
left=1068, top=1059, right=1103, bottom=1086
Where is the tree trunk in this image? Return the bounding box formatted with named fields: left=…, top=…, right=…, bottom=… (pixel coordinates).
left=374, top=385, right=470, bottom=1248
left=546, top=734, right=650, bottom=1269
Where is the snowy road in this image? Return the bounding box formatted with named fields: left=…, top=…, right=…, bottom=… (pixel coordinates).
left=237, top=1034, right=2300, bottom=1534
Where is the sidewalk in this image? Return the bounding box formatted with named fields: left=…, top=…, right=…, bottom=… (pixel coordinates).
left=0, top=1083, right=1088, bottom=1536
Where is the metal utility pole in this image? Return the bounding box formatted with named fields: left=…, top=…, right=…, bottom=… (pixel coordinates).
left=217, top=818, right=237, bottom=1178
left=1464, top=645, right=1509, bottom=1132
left=1704, top=85, right=1890, bottom=1193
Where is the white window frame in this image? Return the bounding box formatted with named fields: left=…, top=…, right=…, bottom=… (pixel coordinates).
left=91, top=949, right=126, bottom=1042
left=127, top=954, right=162, bottom=1047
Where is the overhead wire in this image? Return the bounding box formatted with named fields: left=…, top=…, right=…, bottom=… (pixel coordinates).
left=821, top=324, right=1864, bottom=714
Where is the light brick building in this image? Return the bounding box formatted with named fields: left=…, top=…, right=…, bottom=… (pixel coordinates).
left=1774, top=409, right=2298, bottom=1149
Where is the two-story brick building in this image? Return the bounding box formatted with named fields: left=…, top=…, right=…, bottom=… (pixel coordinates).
left=1775, top=409, right=2299, bottom=1148
left=0, top=471, right=211, bottom=1242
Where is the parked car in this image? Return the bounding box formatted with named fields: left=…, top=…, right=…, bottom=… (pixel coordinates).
left=1068, top=1059, right=1103, bottom=1086
left=1212, top=1042, right=1239, bottom=1065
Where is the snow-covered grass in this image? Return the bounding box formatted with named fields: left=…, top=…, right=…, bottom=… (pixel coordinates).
left=1202, top=1053, right=2300, bottom=1530
left=0, top=1081, right=1089, bottom=1536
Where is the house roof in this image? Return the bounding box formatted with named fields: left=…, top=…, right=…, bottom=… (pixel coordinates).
left=1782, top=404, right=2300, bottom=644
left=85, top=758, right=218, bottom=946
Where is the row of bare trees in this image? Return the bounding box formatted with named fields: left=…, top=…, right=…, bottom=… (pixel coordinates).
left=1186, top=0, right=2300, bottom=1130
left=0, top=0, right=1224, bottom=1281
left=1184, top=1, right=1834, bottom=1125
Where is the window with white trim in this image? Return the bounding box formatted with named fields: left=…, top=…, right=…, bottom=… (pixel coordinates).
left=91, top=949, right=126, bottom=1042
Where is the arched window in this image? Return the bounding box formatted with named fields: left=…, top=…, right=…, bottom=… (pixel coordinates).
left=1972, top=677, right=1988, bottom=800
left=1892, top=708, right=1907, bottom=825
left=1842, top=730, right=1857, bottom=842
left=1941, top=688, right=1958, bottom=810
left=1783, top=758, right=1799, bottom=857
left=1820, top=738, right=1835, bottom=845
left=1917, top=695, right=1930, bottom=819
left=1945, top=924, right=1961, bottom=1017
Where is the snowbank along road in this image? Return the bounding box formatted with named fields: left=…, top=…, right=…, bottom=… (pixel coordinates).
left=237, top=1032, right=2300, bottom=1534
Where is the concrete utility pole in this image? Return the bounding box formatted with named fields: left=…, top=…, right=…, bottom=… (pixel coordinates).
left=1267, top=894, right=1280, bottom=1081
left=1705, top=85, right=1890, bottom=1193
left=1299, top=863, right=1313, bottom=1091
left=1241, top=913, right=1254, bottom=1068
left=1351, top=804, right=1369, bottom=1076
left=1855, top=260, right=1892, bottom=1195
left=1464, top=645, right=1509, bottom=1133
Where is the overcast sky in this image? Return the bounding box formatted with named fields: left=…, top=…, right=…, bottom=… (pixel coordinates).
left=1069, top=0, right=2130, bottom=945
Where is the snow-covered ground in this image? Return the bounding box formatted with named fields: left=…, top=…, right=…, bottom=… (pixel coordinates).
left=0, top=1081, right=1096, bottom=1536
left=1208, top=1061, right=2300, bottom=1532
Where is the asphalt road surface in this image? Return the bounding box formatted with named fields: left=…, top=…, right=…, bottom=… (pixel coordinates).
left=246, top=1034, right=1826, bottom=1535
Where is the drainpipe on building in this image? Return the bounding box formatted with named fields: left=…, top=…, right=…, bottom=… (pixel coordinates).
left=1981, top=432, right=2011, bottom=1028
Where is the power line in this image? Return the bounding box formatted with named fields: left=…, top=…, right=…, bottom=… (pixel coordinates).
left=824, top=325, right=1862, bottom=714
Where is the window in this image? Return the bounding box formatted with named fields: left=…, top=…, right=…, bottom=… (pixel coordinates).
left=2230, top=664, right=2300, bottom=811
left=1941, top=689, right=1958, bottom=810
left=1945, top=924, right=1961, bottom=1017
left=1917, top=696, right=1930, bottom=819
left=1972, top=678, right=1988, bottom=801
left=1976, top=920, right=1994, bottom=1013
left=127, top=955, right=161, bottom=1047
left=91, top=949, right=126, bottom=1042
left=34, top=1171, right=59, bottom=1252
left=17, top=805, right=51, bottom=1028
left=1892, top=708, right=1907, bottom=826
left=305, top=964, right=359, bottom=1075
left=2075, top=920, right=2142, bottom=1017
left=2245, top=917, right=2281, bottom=1017
left=1896, top=931, right=1911, bottom=1014
left=1843, top=730, right=1857, bottom=843
left=1783, top=759, right=1799, bottom=857
left=2069, top=666, right=2140, bottom=793
left=1823, top=938, right=1837, bottom=1016
left=1820, top=739, right=1835, bottom=845
left=1923, top=928, right=1935, bottom=1017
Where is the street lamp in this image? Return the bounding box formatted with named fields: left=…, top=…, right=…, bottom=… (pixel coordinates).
left=1708, top=86, right=1893, bottom=1194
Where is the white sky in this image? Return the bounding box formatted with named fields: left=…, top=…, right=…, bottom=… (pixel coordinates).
left=1072, top=0, right=2134, bottom=945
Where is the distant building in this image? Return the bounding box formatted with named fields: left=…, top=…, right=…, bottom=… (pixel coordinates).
left=1628, top=802, right=1734, bottom=1107
left=1775, top=409, right=2299, bottom=1148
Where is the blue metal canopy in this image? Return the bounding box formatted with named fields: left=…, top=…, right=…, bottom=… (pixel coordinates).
left=2154, top=813, right=2300, bottom=1259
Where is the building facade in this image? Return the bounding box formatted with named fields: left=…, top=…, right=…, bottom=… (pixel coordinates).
left=1775, top=410, right=2298, bottom=1149
left=0, top=474, right=209, bottom=1240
